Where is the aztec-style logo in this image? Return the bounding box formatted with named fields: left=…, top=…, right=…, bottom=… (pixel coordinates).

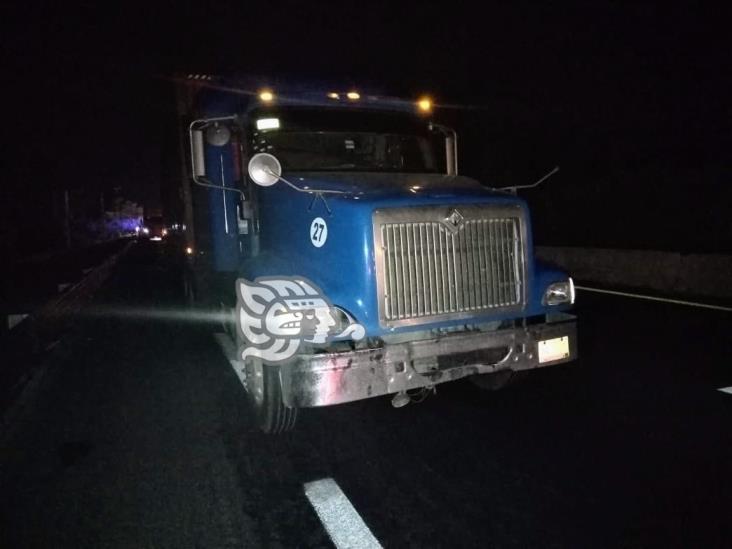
left=236, top=277, right=365, bottom=363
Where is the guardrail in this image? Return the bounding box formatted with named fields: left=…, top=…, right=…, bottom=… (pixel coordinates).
left=0, top=240, right=134, bottom=424
left=29, top=240, right=134, bottom=340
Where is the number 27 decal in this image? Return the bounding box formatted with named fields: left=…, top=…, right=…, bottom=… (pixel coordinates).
left=310, top=217, right=328, bottom=248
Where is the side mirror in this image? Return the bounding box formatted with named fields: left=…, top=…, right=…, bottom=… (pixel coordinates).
left=189, top=119, right=234, bottom=179
left=191, top=130, right=206, bottom=177
left=247, top=153, right=282, bottom=187
left=206, top=124, right=231, bottom=147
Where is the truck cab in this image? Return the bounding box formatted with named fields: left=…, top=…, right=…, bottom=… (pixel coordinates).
left=180, top=78, right=577, bottom=432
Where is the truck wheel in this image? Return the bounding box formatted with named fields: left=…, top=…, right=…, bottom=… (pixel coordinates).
left=245, top=358, right=298, bottom=433
left=469, top=370, right=528, bottom=391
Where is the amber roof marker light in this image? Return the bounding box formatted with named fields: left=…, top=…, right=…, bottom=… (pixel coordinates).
left=258, top=89, right=275, bottom=102
left=417, top=96, right=433, bottom=114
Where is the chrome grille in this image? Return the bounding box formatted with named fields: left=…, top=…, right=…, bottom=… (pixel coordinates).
left=373, top=205, right=526, bottom=327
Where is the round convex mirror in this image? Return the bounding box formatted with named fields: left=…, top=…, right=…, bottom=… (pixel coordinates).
left=247, top=153, right=282, bottom=187
left=205, top=124, right=231, bottom=146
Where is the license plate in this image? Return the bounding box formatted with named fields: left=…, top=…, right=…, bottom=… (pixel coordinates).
left=538, top=336, right=570, bottom=363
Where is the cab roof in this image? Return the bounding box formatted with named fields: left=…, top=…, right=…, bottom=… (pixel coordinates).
left=181, top=73, right=431, bottom=116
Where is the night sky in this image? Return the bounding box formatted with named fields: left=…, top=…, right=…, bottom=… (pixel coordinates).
left=2, top=2, right=729, bottom=252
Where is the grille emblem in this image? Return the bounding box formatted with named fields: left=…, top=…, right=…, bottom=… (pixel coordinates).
left=444, top=209, right=464, bottom=232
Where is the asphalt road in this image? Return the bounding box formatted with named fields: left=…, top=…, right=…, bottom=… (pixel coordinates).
left=1, top=239, right=730, bottom=548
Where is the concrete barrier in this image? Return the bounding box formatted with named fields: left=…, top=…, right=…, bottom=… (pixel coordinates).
left=535, top=246, right=732, bottom=299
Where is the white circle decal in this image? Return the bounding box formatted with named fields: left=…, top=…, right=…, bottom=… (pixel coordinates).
left=310, top=217, right=328, bottom=248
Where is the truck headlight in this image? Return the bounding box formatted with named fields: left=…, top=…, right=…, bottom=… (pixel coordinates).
left=543, top=278, right=575, bottom=306
left=331, top=306, right=359, bottom=337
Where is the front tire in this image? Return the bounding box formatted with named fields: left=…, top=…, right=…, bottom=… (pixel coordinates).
left=245, top=357, right=298, bottom=434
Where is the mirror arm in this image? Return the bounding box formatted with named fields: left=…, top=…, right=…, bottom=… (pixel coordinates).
left=430, top=123, right=459, bottom=175
left=262, top=168, right=350, bottom=195
left=190, top=177, right=246, bottom=200
left=260, top=167, right=347, bottom=215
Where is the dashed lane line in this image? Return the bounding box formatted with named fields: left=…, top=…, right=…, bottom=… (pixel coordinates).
left=304, top=478, right=383, bottom=549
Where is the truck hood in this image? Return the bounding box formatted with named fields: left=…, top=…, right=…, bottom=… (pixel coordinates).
left=249, top=170, right=538, bottom=337
left=287, top=172, right=512, bottom=202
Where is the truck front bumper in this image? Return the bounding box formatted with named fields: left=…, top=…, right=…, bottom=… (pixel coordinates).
left=281, top=314, right=577, bottom=408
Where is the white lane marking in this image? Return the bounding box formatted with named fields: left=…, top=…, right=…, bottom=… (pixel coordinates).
left=718, top=387, right=732, bottom=395
left=304, top=478, right=383, bottom=549
left=575, top=286, right=732, bottom=312
left=7, top=314, right=29, bottom=330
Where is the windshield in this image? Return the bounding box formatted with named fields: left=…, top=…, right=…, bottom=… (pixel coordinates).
left=248, top=107, right=446, bottom=173
left=145, top=216, right=164, bottom=225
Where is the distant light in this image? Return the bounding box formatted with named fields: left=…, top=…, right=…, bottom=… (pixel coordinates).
left=327, top=92, right=340, bottom=100
left=346, top=91, right=360, bottom=100
left=258, top=89, right=275, bottom=102
left=185, top=246, right=194, bottom=255
left=162, top=228, right=168, bottom=236
left=143, top=227, right=150, bottom=234
left=417, top=97, right=432, bottom=113
left=150, top=236, right=162, bottom=242
left=256, top=117, right=280, bottom=130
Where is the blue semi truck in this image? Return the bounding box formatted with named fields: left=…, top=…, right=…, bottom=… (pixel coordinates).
left=178, top=76, right=577, bottom=432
